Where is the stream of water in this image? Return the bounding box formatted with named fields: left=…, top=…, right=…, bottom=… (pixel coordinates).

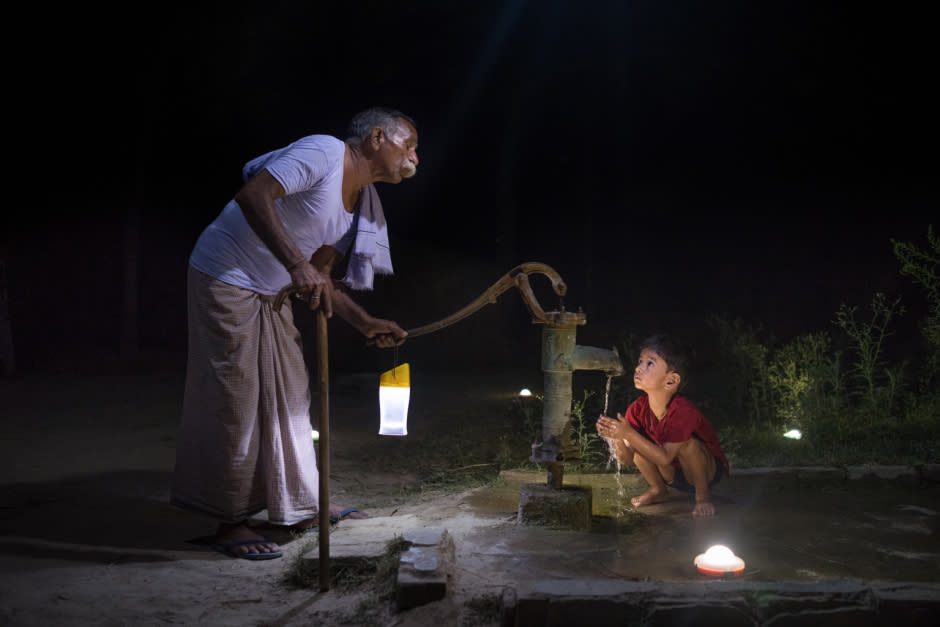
left=601, top=374, right=626, bottom=498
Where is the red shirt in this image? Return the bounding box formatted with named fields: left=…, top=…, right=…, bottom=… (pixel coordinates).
left=624, top=394, right=730, bottom=475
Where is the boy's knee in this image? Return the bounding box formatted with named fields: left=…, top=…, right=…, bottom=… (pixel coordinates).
left=676, top=440, right=716, bottom=484
left=678, top=439, right=710, bottom=463
left=614, top=442, right=635, bottom=466
left=676, top=443, right=712, bottom=477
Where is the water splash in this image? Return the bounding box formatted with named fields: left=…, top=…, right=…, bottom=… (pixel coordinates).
left=602, top=374, right=625, bottom=498
left=603, top=373, right=612, bottom=415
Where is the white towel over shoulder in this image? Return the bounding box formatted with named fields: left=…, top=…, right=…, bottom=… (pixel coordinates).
left=342, top=183, right=393, bottom=290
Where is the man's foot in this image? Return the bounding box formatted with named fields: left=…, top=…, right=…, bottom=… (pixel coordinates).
left=692, top=501, right=716, bottom=517
left=631, top=488, right=669, bottom=507
left=212, top=523, right=282, bottom=560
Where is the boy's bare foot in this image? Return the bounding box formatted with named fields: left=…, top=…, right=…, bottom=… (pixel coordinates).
left=631, top=488, right=669, bottom=507
left=692, top=501, right=716, bottom=517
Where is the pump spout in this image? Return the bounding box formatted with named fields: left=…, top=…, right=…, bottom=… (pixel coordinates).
left=572, top=345, right=624, bottom=376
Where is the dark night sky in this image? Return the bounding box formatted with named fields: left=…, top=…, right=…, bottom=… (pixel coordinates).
left=5, top=1, right=935, bottom=372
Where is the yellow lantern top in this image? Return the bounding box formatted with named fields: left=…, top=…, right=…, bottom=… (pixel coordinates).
left=380, top=363, right=410, bottom=388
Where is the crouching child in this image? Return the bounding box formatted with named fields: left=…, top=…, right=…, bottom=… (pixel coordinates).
left=596, top=334, right=729, bottom=517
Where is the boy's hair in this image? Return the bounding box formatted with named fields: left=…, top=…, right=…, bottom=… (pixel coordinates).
left=640, top=334, right=692, bottom=391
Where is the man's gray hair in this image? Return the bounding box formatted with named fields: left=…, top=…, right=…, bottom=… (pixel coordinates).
left=346, top=107, right=417, bottom=146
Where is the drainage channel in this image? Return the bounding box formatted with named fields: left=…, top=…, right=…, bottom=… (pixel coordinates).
left=502, top=579, right=940, bottom=626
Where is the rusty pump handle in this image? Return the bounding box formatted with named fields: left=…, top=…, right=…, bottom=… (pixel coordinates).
left=389, top=261, right=567, bottom=342
left=272, top=261, right=568, bottom=341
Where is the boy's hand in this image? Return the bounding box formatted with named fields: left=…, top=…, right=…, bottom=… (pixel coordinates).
left=596, top=413, right=630, bottom=443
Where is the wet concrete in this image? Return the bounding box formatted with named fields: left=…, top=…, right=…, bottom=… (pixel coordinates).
left=462, top=467, right=940, bottom=584
left=319, top=369, right=940, bottom=622
left=315, top=464, right=940, bottom=625
left=3, top=368, right=938, bottom=625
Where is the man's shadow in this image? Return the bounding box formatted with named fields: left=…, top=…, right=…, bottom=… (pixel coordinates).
left=0, top=470, right=219, bottom=564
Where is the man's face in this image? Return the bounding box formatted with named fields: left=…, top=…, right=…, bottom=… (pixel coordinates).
left=383, top=119, right=419, bottom=181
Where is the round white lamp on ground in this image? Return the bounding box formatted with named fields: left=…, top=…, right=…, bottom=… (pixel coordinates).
left=694, top=545, right=745, bottom=577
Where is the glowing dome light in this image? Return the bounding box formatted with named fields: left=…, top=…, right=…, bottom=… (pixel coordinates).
left=783, top=429, right=802, bottom=440
left=519, top=388, right=533, bottom=397
left=694, top=545, right=745, bottom=577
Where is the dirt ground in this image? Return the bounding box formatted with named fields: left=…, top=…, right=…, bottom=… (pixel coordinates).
left=3, top=364, right=939, bottom=626
left=0, top=364, right=542, bottom=626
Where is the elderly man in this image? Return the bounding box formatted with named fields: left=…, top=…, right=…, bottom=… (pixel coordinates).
left=171, top=107, right=417, bottom=559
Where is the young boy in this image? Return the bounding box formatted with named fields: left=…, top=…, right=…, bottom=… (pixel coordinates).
left=596, top=334, right=729, bottom=517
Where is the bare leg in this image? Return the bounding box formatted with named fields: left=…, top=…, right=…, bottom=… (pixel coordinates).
left=630, top=453, right=673, bottom=507
left=675, top=439, right=718, bottom=517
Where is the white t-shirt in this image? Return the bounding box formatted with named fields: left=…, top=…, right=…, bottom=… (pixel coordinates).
left=189, top=135, right=355, bottom=295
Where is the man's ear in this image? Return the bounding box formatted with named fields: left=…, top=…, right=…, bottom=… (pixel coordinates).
left=370, top=127, right=384, bottom=147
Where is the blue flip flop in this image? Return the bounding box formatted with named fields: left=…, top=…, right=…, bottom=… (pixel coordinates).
left=295, top=507, right=364, bottom=534
left=330, top=507, right=360, bottom=524
left=210, top=537, right=283, bottom=560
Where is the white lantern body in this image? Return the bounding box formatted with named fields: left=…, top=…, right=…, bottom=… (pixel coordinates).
left=379, top=363, right=410, bottom=436
left=379, top=386, right=410, bottom=436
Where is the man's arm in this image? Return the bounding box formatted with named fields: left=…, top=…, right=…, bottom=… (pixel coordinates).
left=310, top=246, right=407, bottom=348
left=235, top=169, right=334, bottom=311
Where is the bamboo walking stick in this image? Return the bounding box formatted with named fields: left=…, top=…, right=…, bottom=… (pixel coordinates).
left=316, top=308, right=331, bottom=591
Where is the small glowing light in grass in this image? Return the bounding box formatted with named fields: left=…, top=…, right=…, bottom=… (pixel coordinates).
left=694, top=545, right=745, bottom=577
left=783, top=429, right=802, bottom=440
left=518, top=388, right=533, bottom=397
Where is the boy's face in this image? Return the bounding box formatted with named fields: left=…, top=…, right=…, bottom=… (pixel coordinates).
left=633, top=348, right=676, bottom=393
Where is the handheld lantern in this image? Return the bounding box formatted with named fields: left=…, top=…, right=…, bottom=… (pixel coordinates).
left=379, top=363, right=410, bottom=436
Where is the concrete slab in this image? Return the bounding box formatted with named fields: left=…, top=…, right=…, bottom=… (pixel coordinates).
left=300, top=514, right=423, bottom=565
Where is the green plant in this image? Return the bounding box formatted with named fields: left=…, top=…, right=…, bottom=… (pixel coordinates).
left=893, top=225, right=940, bottom=304
left=768, top=332, right=843, bottom=432
left=892, top=224, right=940, bottom=385
left=832, top=292, right=906, bottom=417
left=568, top=390, right=607, bottom=469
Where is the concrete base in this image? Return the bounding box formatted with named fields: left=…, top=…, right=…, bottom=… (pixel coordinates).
left=517, top=483, right=592, bottom=531
left=397, top=527, right=455, bottom=610
left=301, top=516, right=456, bottom=611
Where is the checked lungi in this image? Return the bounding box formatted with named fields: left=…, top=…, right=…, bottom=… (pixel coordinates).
left=170, top=266, right=319, bottom=525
